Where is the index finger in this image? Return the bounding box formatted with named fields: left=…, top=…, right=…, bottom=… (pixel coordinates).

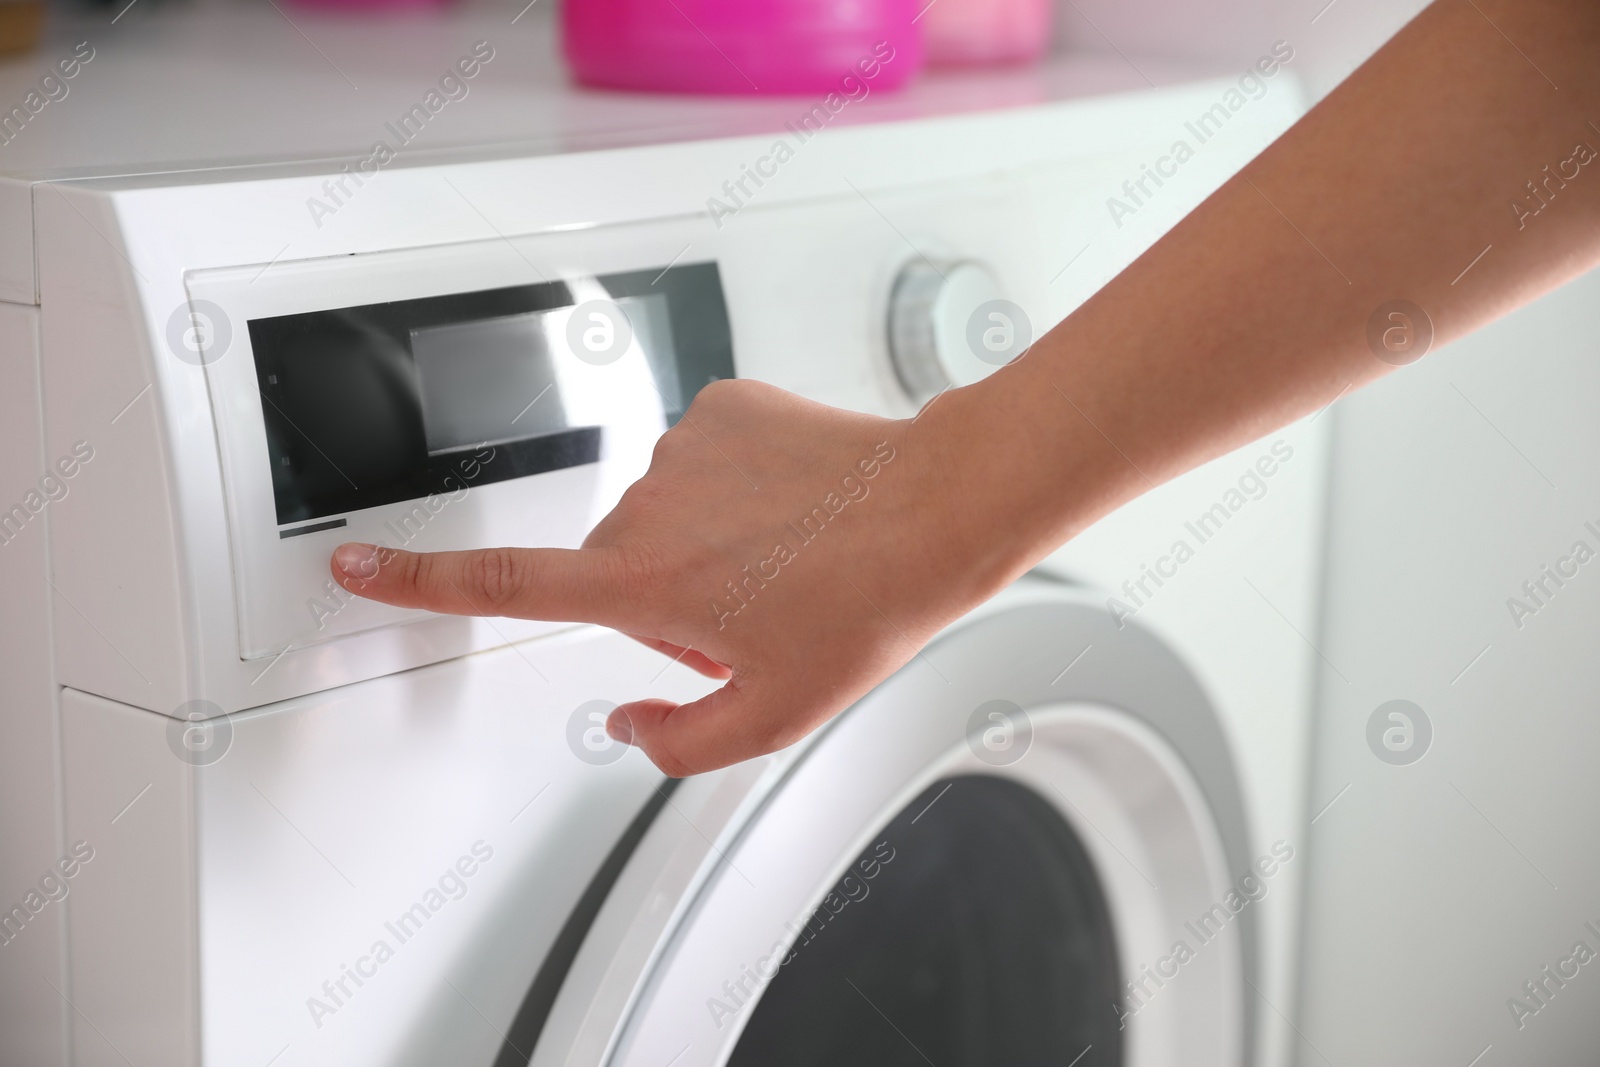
left=331, top=542, right=627, bottom=625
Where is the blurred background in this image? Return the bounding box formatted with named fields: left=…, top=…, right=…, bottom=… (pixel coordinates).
left=0, top=0, right=1431, bottom=95
left=0, top=0, right=1435, bottom=177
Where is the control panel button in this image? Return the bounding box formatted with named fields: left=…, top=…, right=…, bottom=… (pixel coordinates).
left=887, top=259, right=1006, bottom=404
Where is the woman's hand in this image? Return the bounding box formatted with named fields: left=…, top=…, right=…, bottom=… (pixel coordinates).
left=333, top=0, right=1600, bottom=776
left=330, top=379, right=1011, bottom=777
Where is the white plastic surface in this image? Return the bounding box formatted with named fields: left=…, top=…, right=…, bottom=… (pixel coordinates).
left=531, top=584, right=1252, bottom=1067
left=13, top=35, right=1323, bottom=1067
left=60, top=622, right=717, bottom=1067
left=0, top=8, right=1237, bottom=301
left=0, top=302, right=69, bottom=1067
left=1299, top=266, right=1600, bottom=1063
left=934, top=262, right=1010, bottom=388
left=187, top=236, right=688, bottom=659
left=1042, top=415, right=1329, bottom=1067
left=36, top=70, right=1305, bottom=718
left=60, top=689, right=199, bottom=1067
left=608, top=707, right=1239, bottom=1067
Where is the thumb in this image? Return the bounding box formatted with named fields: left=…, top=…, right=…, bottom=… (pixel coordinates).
left=609, top=682, right=802, bottom=778
left=331, top=542, right=625, bottom=625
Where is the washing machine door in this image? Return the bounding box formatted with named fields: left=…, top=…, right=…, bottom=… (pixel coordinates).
left=519, top=584, right=1255, bottom=1067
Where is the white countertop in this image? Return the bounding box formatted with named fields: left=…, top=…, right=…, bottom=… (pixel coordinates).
left=0, top=4, right=1223, bottom=182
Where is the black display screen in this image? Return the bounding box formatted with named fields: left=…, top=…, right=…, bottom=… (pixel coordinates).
left=247, top=263, right=733, bottom=527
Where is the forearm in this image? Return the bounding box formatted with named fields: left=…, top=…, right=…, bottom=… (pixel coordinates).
left=929, top=0, right=1600, bottom=588
left=343, top=0, right=1600, bottom=776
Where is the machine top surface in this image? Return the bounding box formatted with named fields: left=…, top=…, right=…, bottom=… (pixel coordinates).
left=0, top=6, right=1226, bottom=183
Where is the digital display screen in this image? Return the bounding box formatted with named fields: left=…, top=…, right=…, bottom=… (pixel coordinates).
left=410, top=293, right=676, bottom=457
left=246, top=264, right=732, bottom=527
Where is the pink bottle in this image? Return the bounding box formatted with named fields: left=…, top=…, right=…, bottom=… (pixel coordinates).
left=923, top=0, right=1053, bottom=67
left=563, top=0, right=924, bottom=95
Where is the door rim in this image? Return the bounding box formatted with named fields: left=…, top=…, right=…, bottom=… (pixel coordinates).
left=529, top=586, right=1257, bottom=1067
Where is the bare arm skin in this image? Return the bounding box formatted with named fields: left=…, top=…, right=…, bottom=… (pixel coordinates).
left=333, top=0, right=1600, bottom=776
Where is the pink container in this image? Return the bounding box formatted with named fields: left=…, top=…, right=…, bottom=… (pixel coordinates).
left=286, top=0, right=448, bottom=10
left=923, top=0, right=1053, bottom=67
left=563, top=0, right=924, bottom=95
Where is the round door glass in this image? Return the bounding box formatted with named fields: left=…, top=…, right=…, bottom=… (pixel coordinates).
left=727, top=774, right=1123, bottom=1066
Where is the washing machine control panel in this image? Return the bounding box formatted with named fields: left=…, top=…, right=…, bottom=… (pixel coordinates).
left=191, top=252, right=733, bottom=660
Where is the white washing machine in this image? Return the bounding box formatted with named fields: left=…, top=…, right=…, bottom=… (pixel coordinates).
left=0, top=12, right=1324, bottom=1067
